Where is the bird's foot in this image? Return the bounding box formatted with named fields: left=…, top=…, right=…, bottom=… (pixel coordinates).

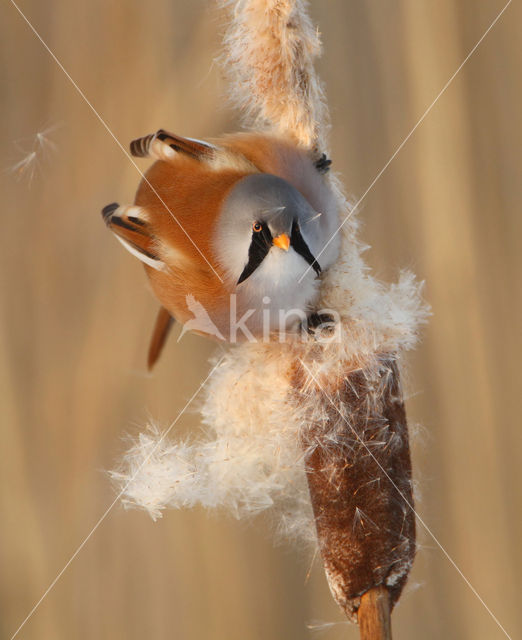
left=314, top=153, right=332, bottom=174
left=305, top=312, right=336, bottom=338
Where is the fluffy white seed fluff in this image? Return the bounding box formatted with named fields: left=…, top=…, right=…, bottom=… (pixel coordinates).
left=112, top=218, right=428, bottom=541
left=218, top=0, right=328, bottom=149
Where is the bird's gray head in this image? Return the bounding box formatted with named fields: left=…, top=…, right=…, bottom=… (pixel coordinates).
left=214, top=173, right=322, bottom=286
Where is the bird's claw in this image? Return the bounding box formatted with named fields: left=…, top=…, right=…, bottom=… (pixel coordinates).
left=314, top=153, right=332, bottom=174
left=305, top=312, right=336, bottom=338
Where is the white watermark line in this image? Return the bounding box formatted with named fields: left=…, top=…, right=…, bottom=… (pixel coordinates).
left=9, top=0, right=223, bottom=283
left=299, top=0, right=513, bottom=283
left=298, top=359, right=513, bottom=639
left=9, top=356, right=225, bottom=640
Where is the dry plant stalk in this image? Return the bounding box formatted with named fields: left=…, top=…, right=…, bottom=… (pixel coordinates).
left=221, top=0, right=417, bottom=629
left=113, top=2, right=427, bottom=637
left=359, top=586, right=393, bottom=640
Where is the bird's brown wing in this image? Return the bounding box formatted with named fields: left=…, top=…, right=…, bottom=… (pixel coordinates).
left=130, top=129, right=215, bottom=162
left=101, top=203, right=165, bottom=271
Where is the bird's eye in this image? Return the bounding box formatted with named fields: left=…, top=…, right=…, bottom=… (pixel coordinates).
left=252, top=221, right=263, bottom=232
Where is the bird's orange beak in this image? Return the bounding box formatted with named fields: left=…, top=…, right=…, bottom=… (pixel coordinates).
left=273, top=233, right=290, bottom=251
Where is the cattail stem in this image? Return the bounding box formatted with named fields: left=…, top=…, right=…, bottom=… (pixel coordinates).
left=358, top=586, right=393, bottom=640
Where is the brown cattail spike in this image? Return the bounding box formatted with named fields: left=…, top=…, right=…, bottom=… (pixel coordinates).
left=299, top=357, right=416, bottom=621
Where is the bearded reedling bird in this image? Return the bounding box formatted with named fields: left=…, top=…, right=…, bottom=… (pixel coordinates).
left=102, top=130, right=340, bottom=367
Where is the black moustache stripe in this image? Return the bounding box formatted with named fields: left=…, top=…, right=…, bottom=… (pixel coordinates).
left=237, top=225, right=273, bottom=284
left=237, top=220, right=321, bottom=285
left=291, top=220, right=321, bottom=275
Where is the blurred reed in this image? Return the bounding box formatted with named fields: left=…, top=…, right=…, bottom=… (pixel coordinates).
left=0, top=1, right=520, bottom=638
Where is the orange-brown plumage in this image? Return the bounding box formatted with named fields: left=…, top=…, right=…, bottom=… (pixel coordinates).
left=103, top=130, right=340, bottom=362
left=135, top=155, right=251, bottom=326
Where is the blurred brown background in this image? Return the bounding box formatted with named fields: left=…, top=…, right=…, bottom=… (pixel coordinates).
left=1, top=1, right=520, bottom=638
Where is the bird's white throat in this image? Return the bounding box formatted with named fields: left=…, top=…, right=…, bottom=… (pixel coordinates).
left=233, top=247, right=321, bottom=337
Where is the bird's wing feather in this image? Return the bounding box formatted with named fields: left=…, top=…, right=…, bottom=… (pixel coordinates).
left=101, top=203, right=166, bottom=271
left=130, top=129, right=215, bottom=162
